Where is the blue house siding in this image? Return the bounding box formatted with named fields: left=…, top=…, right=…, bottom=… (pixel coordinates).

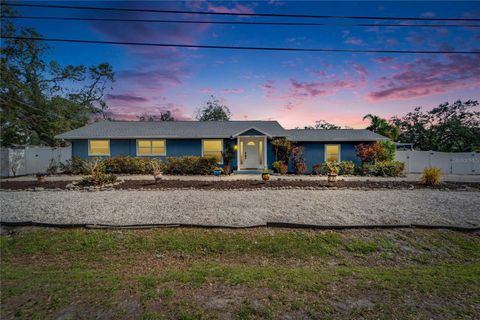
left=71, top=138, right=365, bottom=172
left=287, top=142, right=363, bottom=173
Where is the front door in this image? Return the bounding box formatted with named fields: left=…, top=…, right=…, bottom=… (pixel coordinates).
left=244, top=139, right=260, bottom=169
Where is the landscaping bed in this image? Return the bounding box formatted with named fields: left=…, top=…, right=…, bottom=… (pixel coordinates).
left=1, top=179, right=479, bottom=191
left=1, top=227, right=479, bottom=319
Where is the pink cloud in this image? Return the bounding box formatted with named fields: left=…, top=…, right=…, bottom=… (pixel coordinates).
left=368, top=55, right=480, bottom=101
left=345, top=37, right=365, bottom=46
left=223, top=88, right=244, bottom=93
left=199, top=88, right=214, bottom=93
left=290, top=79, right=358, bottom=98
left=374, top=56, right=394, bottom=64
left=206, top=2, right=254, bottom=14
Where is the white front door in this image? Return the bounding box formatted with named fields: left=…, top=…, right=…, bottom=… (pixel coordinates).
left=244, top=139, right=260, bottom=169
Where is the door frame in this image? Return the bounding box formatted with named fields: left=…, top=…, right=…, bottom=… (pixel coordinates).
left=236, top=136, right=268, bottom=170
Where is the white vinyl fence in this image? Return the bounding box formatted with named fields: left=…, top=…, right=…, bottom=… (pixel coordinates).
left=396, top=151, right=480, bottom=175
left=0, top=146, right=72, bottom=177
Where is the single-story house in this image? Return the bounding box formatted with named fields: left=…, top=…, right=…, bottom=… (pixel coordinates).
left=56, top=121, right=388, bottom=172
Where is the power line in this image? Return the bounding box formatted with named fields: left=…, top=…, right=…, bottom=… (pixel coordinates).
left=3, top=15, right=479, bottom=28
left=3, top=36, right=480, bottom=55
left=6, top=3, right=480, bottom=22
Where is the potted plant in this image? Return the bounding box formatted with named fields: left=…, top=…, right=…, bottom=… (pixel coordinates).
left=221, top=143, right=235, bottom=175
left=36, top=172, right=47, bottom=183
left=149, top=160, right=163, bottom=183
left=213, top=167, right=223, bottom=176
left=327, top=162, right=339, bottom=183
left=261, top=168, right=270, bottom=181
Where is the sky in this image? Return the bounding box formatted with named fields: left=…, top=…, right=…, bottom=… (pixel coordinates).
left=9, top=0, right=480, bottom=128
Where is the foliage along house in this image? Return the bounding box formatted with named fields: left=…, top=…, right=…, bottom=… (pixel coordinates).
left=56, top=121, right=389, bottom=172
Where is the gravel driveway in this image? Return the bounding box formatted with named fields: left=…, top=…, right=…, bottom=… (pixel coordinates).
left=1, top=189, right=479, bottom=227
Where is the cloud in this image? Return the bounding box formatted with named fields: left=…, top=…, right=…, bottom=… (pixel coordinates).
left=106, top=94, right=148, bottom=102
left=199, top=88, right=214, bottom=93
left=290, top=79, right=358, bottom=98
left=374, top=57, right=393, bottom=64
left=206, top=2, right=254, bottom=14
left=368, top=55, right=480, bottom=101
left=344, top=37, right=365, bottom=46
left=223, top=88, right=244, bottom=93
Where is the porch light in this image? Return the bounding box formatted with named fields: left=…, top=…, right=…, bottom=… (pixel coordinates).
left=233, top=144, right=238, bottom=151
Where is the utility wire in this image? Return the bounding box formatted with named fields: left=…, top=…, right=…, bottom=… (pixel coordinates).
left=5, top=3, right=480, bottom=22
left=2, top=36, right=480, bottom=55
left=3, top=15, right=479, bottom=28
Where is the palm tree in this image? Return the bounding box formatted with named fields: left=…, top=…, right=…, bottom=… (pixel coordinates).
left=363, top=114, right=400, bottom=141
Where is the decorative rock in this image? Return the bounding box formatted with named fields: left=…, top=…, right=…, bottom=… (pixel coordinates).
left=34, top=187, right=44, bottom=191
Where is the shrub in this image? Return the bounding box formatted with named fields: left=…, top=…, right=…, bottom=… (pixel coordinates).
left=421, top=167, right=442, bottom=186
left=355, top=142, right=395, bottom=164
left=295, top=162, right=307, bottom=175
left=80, top=158, right=117, bottom=186
left=272, top=161, right=288, bottom=174
left=60, top=156, right=86, bottom=174
left=46, top=158, right=59, bottom=175
left=338, top=161, right=355, bottom=175
left=163, top=156, right=217, bottom=175
left=370, top=161, right=405, bottom=177
left=312, top=163, right=327, bottom=175
left=377, top=141, right=396, bottom=162
left=271, top=137, right=293, bottom=163
left=103, top=156, right=158, bottom=174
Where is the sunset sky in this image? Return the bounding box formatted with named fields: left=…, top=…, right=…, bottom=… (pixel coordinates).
left=11, top=1, right=480, bottom=128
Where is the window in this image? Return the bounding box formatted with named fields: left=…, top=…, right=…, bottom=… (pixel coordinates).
left=325, top=144, right=340, bottom=162
left=137, top=139, right=166, bottom=156
left=88, top=140, right=110, bottom=156
left=202, top=139, right=223, bottom=163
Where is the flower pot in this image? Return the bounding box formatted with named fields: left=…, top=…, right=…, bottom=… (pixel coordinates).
left=36, top=175, right=46, bottom=183
left=262, top=173, right=270, bottom=181
left=327, top=173, right=337, bottom=183
left=154, top=174, right=162, bottom=183
left=213, top=170, right=222, bottom=176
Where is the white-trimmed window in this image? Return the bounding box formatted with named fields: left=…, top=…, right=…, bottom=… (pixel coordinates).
left=137, top=139, right=166, bottom=156
left=202, top=139, right=223, bottom=163
left=88, top=140, right=110, bottom=156
left=325, top=144, right=340, bottom=162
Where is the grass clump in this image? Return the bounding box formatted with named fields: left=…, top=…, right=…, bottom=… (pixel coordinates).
left=421, top=167, right=442, bottom=186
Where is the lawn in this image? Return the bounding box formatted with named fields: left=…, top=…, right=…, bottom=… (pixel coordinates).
left=1, top=227, right=479, bottom=319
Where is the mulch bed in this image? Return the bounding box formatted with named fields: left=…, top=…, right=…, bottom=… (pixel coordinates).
left=1, top=179, right=479, bottom=191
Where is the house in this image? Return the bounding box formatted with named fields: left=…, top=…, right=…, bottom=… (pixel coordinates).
left=55, top=121, right=388, bottom=172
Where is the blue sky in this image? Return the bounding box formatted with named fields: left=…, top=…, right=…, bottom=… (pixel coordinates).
left=9, top=1, right=480, bottom=127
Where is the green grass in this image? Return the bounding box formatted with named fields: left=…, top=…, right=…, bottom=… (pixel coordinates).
left=1, top=228, right=479, bottom=319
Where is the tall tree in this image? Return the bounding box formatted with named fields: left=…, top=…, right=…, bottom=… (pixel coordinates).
left=363, top=114, right=400, bottom=141
left=137, top=110, right=175, bottom=122
left=195, top=96, right=231, bottom=121
left=391, top=100, right=480, bottom=152
left=302, top=120, right=341, bottom=130
left=0, top=7, right=115, bottom=146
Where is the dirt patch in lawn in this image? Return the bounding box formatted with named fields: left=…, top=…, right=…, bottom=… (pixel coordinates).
left=1, top=178, right=479, bottom=191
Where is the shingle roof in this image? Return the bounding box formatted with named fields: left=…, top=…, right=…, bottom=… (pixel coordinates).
left=55, top=121, right=287, bottom=139
left=286, top=129, right=389, bottom=142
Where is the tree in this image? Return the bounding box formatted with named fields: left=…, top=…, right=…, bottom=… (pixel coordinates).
left=0, top=7, right=115, bottom=146
left=391, top=100, right=480, bottom=152
left=363, top=114, right=400, bottom=141
left=302, top=120, right=341, bottom=130
left=137, top=110, right=175, bottom=122
left=195, top=96, right=231, bottom=121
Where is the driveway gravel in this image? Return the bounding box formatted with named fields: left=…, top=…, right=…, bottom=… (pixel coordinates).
left=1, top=189, right=479, bottom=227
